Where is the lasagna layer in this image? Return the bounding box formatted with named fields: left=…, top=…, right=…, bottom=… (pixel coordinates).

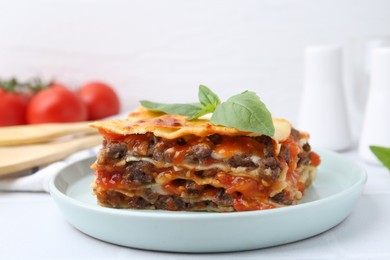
left=91, top=110, right=320, bottom=212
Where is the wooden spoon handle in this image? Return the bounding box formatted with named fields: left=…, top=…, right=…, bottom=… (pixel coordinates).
left=0, top=134, right=102, bottom=176
left=0, top=122, right=97, bottom=146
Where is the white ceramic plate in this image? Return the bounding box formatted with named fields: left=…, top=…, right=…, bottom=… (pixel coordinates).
left=50, top=149, right=367, bottom=253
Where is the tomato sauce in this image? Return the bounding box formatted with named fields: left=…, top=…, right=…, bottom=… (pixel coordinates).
left=98, top=129, right=125, bottom=142
left=214, top=136, right=266, bottom=158
left=94, top=170, right=127, bottom=190
left=309, top=152, right=321, bottom=166
left=233, top=195, right=276, bottom=211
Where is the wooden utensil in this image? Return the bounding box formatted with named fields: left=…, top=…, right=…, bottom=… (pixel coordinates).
left=0, top=134, right=102, bottom=176
left=0, top=122, right=97, bottom=146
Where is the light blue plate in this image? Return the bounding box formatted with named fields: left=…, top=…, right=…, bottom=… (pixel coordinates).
left=49, top=149, right=367, bottom=253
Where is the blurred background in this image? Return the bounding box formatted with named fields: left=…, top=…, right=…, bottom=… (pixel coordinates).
left=0, top=0, right=389, bottom=139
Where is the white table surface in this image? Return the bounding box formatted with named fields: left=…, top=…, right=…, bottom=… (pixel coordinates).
left=1, top=150, right=389, bottom=260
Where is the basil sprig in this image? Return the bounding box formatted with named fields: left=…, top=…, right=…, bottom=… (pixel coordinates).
left=140, top=85, right=275, bottom=136
left=370, top=146, right=390, bottom=171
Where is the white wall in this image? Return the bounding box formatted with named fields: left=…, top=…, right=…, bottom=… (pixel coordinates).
left=0, top=0, right=389, bottom=130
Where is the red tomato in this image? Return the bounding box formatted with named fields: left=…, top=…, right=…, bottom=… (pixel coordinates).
left=27, top=84, right=87, bottom=124
left=0, top=88, right=30, bottom=126
left=77, top=82, right=120, bottom=120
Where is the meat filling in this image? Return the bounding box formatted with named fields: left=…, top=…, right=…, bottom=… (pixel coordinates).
left=94, top=130, right=317, bottom=211
left=100, top=134, right=281, bottom=168
left=123, top=161, right=155, bottom=185
left=96, top=189, right=234, bottom=211
left=97, top=132, right=312, bottom=185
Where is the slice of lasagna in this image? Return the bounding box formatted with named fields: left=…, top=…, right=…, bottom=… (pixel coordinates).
left=90, top=107, right=320, bottom=212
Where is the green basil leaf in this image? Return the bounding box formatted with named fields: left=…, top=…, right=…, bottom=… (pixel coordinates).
left=210, top=91, right=275, bottom=136
left=140, top=100, right=203, bottom=118
left=370, top=145, right=390, bottom=171
left=188, top=104, right=215, bottom=120
left=185, top=85, right=221, bottom=119
left=198, top=85, right=221, bottom=108
left=140, top=86, right=275, bottom=136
